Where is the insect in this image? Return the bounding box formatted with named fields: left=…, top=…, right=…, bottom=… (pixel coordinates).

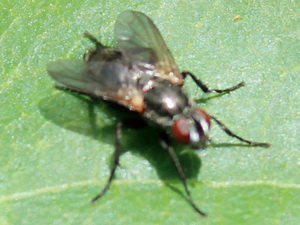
left=47, top=10, right=270, bottom=217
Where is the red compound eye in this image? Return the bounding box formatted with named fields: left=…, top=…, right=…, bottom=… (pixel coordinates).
left=195, top=108, right=212, bottom=128
left=172, top=117, right=191, bottom=144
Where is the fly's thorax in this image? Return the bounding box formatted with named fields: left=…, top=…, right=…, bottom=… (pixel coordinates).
left=142, top=79, right=190, bottom=126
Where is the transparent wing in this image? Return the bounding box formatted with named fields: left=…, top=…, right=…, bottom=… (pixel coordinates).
left=47, top=59, right=144, bottom=112
left=48, top=59, right=93, bottom=93
left=114, top=10, right=183, bottom=84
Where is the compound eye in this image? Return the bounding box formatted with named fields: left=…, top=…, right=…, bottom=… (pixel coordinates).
left=172, top=117, right=191, bottom=144
left=195, top=108, right=212, bottom=129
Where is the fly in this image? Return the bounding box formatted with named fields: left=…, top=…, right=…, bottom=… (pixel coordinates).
left=47, top=10, right=270, bottom=217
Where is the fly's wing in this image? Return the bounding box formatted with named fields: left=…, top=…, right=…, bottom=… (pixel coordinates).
left=114, top=10, right=183, bottom=85
left=48, top=59, right=92, bottom=93
left=47, top=59, right=144, bottom=112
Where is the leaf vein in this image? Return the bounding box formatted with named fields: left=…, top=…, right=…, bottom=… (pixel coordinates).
left=1, top=179, right=299, bottom=203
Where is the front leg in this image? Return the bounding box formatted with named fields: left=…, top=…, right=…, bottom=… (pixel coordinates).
left=211, top=116, right=270, bottom=147
left=182, top=71, right=245, bottom=93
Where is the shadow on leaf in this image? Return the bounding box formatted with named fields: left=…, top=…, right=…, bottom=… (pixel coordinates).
left=38, top=92, right=202, bottom=182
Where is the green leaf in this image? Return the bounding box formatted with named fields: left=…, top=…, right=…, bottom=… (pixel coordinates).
left=1, top=0, right=299, bottom=224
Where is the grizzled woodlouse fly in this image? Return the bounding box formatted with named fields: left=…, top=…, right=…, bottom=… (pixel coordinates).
left=47, top=11, right=270, bottom=216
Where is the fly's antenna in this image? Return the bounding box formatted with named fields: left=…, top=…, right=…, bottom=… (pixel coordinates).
left=211, top=116, right=270, bottom=147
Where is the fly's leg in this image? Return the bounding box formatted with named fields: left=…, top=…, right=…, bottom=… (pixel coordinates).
left=83, top=32, right=106, bottom=62
left=91, top=122, right=122, bottom=202
left=92, top=118, right=147, bottom=202
left=55, top=85, right=92, bottom=96
left=181, top=71, right=245, bottom=93
left=55, top=85, right=102, bottom=99
left=84, top=32, right=104, bottom=49
left=212, top=116, right=270, bottom=147
left=83, top=32, right=122, bottom=62
left=160, top=132, right=207, bottom=217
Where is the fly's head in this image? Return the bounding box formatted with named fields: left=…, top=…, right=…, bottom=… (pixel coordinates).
left=171, top=108, right=212, bottom=149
